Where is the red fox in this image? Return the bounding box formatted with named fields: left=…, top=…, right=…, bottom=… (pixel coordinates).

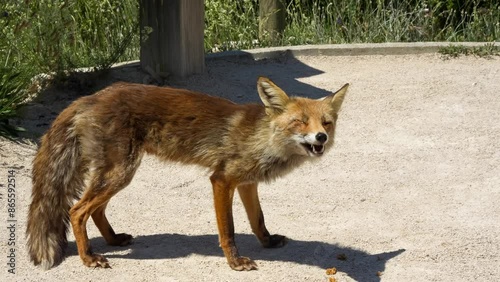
left=26, top=77, right=348, bottom=271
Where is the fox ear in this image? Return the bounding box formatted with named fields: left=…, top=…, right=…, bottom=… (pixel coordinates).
left=324, top=83, right=349, bottom=113
left=257, top=77, right=289, bottom=115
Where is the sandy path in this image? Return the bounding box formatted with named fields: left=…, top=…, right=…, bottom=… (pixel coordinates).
left=1, top=52, right=499, bottom=281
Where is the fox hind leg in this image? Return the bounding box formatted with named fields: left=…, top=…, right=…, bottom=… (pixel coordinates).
left=70, top=186, right=113, bottom=268
left=237, top=183, right=287, bottom=248
left=70, top=156, right=142, bottom=268
left=91, top=201, right=133, bottom=246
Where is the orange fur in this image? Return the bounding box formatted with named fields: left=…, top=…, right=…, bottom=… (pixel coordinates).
left=26, top=77, right=348, bottom=270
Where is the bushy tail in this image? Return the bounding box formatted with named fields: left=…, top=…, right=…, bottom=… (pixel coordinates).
left=26, top=109, right=84, bottom=269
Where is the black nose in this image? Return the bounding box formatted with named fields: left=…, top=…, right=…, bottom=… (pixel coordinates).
left=316, top=133, right=327, bottom=143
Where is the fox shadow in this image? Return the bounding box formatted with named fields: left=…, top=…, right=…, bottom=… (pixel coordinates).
left=67, top=233, right=404, bottom=282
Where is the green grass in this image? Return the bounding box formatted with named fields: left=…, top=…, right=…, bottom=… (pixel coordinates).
left=439, top=43, right=500, bottom=58
left=1, top=0, right=499, bottom=138
left=205, top=0, right=260, bottom=52
left=205, top=0, right=500, bottom=49
left=0, top=67, right=30, bottom=137
left=0, top=0, right=139, bottom=138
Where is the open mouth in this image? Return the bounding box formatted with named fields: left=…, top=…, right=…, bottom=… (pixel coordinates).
left=301, top=143, right=325, bottom=156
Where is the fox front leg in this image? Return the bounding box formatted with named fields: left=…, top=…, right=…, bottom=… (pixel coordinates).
left=210, top=172, right=258, bottom=271
left=237, top=183, right=287, bottom=248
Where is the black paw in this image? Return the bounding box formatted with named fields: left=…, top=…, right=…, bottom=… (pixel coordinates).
left=108, top=233, right=133, bottom=246
left=263, top=234, right=287, bottom=248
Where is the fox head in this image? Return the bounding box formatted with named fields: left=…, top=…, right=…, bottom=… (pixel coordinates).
left=257, top=77, right=348, bottom=157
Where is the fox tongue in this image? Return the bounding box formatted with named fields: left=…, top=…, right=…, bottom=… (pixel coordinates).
left=312, top=145, right=324, bottom=154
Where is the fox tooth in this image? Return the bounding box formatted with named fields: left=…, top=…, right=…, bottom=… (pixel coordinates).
left=312, top=145, right=324, bottom=154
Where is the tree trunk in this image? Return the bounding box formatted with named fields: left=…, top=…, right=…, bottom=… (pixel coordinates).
left=140, top=0, right=204, bottom=78
left=259, top=0, right=286, bottom=44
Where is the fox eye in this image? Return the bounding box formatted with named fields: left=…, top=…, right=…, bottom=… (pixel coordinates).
left=292, top=118, right=306, bottom=125
left=322, top=121, right=333, bottom=126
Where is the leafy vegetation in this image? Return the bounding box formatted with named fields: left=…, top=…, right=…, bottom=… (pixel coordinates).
left=0, top=0, right=139, bottom=137
left=439, top=43, right=500, bottom=58
left=0, top=67, right=29, bottom=137
left=204, top=0, right=499, bottom=50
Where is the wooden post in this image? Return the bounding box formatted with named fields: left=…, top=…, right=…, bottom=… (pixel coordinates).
left=140, top=0, right=205, bottom=78
left=259, top=0, right=286, bottom=43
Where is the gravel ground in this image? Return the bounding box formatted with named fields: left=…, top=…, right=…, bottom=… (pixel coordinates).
left=1, top=52, right=499, bottom=281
